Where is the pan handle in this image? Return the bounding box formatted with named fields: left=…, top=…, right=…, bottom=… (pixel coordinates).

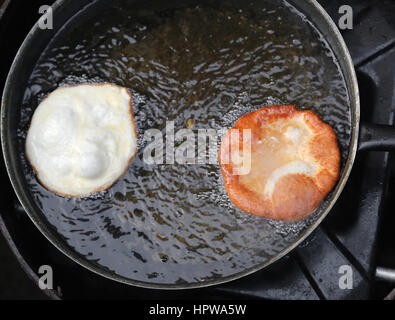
left=358, top=122, right=395, bottom=151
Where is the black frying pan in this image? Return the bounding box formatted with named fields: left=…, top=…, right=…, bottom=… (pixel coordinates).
left=2, top=0, right=395, bottom=289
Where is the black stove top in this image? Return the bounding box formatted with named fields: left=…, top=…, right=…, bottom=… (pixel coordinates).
left=0, top=0, right=394, bottom=300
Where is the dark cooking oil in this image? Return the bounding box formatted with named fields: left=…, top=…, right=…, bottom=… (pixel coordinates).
left=18, top=0, right=351, bottom=284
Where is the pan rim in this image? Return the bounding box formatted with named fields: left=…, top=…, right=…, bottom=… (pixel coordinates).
left=1, top=0, right=360, bottom=290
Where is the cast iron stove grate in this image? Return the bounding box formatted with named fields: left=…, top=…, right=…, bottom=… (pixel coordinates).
left=0, top=0, right=394, bottom=299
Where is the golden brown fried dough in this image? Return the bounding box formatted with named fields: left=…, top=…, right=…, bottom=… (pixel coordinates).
left=219, top=105, right=340, bottom=221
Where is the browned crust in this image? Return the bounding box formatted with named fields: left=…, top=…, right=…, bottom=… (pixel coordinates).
left=219, top=105, right=340, bottom=221
left=25, top=83, right=138, bottom=198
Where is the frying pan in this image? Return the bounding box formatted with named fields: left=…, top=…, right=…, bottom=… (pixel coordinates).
left=2, top=0, right=395, bottom=290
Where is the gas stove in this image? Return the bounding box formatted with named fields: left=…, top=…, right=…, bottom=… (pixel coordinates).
left=0, top=0, right=394, bottom=300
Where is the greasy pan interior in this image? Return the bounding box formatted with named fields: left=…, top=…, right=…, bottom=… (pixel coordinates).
left=1, top=0, right=359, bottom=289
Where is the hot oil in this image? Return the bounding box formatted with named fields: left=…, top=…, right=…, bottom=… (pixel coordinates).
left=19, top=0, right=351, bottom=284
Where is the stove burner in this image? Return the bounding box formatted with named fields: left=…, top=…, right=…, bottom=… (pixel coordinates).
left=0, top=0, right=394, bottom=299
